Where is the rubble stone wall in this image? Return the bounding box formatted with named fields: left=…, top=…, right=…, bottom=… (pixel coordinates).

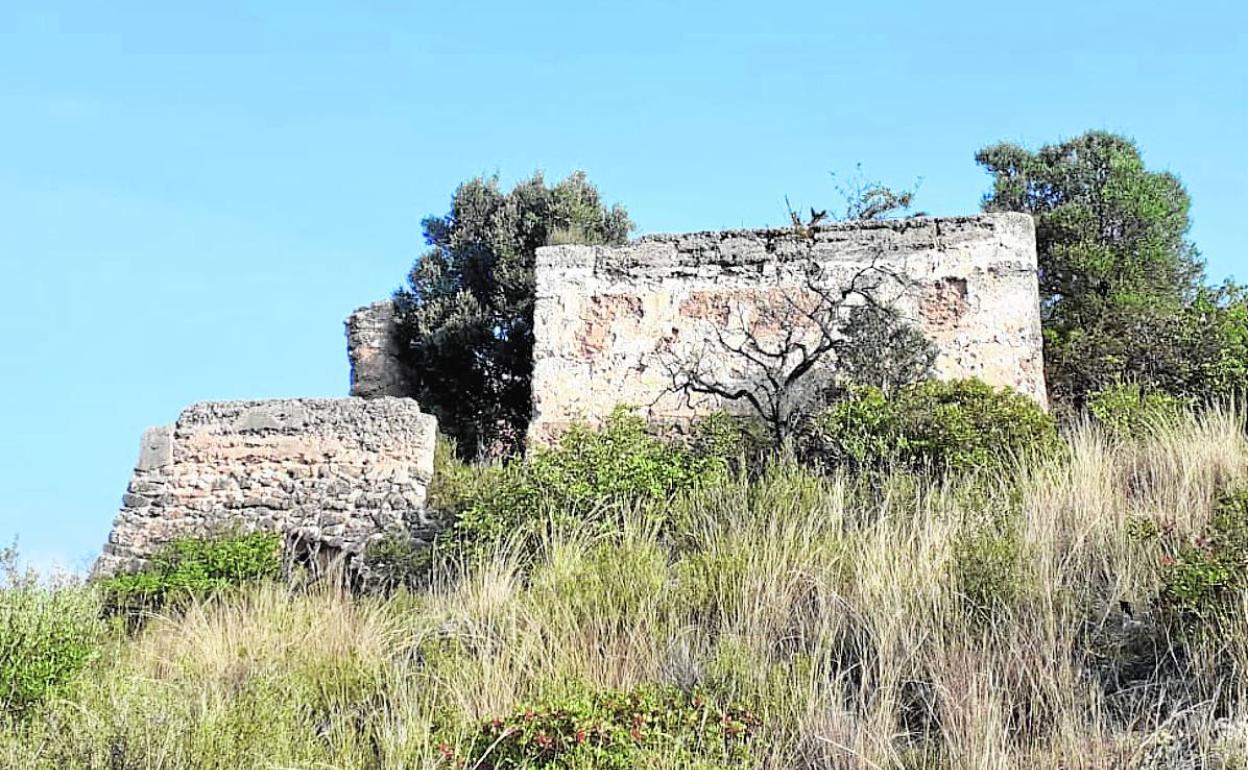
left=95, top=397, right=437, bottom=577
left=528, top=213, right=1045, bottom=443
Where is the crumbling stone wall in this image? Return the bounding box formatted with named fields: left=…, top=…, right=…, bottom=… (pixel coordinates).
left=346, top=300, right=412, bottom=398
left=95, top=398, right=437, bottom=577
left=528, top=213, right=1045, bottom=443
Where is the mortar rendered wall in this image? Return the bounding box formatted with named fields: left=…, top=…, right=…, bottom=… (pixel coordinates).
left=528, top=213, right=1045, bottom=443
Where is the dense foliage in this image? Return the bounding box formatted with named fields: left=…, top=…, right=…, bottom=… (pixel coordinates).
left=448, top=685, right=759, bottom=769
left=1088, top=381, right=1188, bottom=437
left=803, top=378, right=1060, bottom=473
left=395, top=171, right=633, bottom=456
left=1155, top=487, right=1248, bottom=632
left=0, top=550, right=104, bottom=718
left=449, top=409, right=732, bottom=554
left=829, top=302, right=938, bottom=397
left=977, top=131, right=1248, bottom=408
left=98, top=531, right=281, bottom=617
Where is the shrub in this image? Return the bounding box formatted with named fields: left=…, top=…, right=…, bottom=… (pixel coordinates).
left=953, top=515, right=1026, bottom=621
left=358, top=533, right=435, bottom=594
left=427, top=433, right=499, bottom=517
left=803, top=379, right=1060, bottom=473
left=446, top=684, right=760, bottom=769
left=830, top=302, right=938, bottom=396
left=686, top=411, right=770, bottom=474
left=98, top=531, right=282, bottom=617
left=1156, top=487, right=1248, bottom=632
left=1088, top=382, right=1188, bottom=436
left=0, top=548, right=105, bottom=718
left=449, top=409, right=731, bottom=555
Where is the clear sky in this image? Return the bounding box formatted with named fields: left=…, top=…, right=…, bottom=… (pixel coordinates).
left=2, top=1, right=1245, bottom=571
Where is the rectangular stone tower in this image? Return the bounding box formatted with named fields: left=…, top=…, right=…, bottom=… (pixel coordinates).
left=527, top=213, right=1045, bottom=443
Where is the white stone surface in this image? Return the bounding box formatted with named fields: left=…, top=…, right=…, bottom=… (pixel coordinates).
left=528, top=213, right=1045, bottom=443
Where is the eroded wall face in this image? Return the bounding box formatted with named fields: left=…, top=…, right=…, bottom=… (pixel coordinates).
left=346, top=300, right=412, bottom=398
left=95, top=398, right=437, bottom=577
left=529, top=213, right=1045, bottom=443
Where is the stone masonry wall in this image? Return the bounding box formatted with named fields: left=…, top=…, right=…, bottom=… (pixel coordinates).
left=346, top=300, right=412, bottom=398
left=528, top=213, right=1045, bottom=443
left=95, top=398, right=437, bottom=577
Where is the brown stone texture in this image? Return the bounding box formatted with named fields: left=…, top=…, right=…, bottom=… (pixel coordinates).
left=529, top=213, right=1046, bottom=443
left=94, top=397, right=437, bottom=577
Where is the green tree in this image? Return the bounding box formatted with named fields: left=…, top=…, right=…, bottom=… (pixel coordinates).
left=976, top=131, right=1245, bottom=407
left=395, top=172, right=633, bottom=456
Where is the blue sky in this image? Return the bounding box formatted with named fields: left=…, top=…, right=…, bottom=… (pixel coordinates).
left=2, top=1, right=1245, bottom=571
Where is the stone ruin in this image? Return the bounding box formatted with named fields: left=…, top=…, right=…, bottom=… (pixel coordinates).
left=95, top=398, right=436, bottom=577
left=527, top=212, right=1044, bottom=442
left=97, top=212, right=1045, bottom=575
left=346, top=212, right=1046, bottom=442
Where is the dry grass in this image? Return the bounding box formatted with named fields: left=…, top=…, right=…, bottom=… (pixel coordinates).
left=3, top=407, right=1247, bottom=769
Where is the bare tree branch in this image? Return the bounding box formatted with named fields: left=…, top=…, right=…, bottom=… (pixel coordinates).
left=657, top=248, right=935, bottom=448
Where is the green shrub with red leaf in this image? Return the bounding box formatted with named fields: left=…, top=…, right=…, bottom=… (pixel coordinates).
left=1154, top=487, right=1248, bottom=633
left=442, top=684, right=760, bottom=769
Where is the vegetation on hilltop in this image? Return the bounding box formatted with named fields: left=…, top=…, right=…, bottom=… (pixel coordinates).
left=5, top=129, right=1248, bottom=767
left=5, top=398, right=1248, bottom=768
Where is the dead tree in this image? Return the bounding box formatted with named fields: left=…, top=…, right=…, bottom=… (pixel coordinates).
left=659, top=255, right=934, bottom=448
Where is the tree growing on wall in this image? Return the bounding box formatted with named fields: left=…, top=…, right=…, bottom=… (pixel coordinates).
left=660, top=257, right=937, bottom=448
left=830, top=163, right=925, bottom=221
left=395, top=171, right=633, bottom=457
left=976, top=131, right=1247, bottom=407
left=786, top=166, right=924, bottom=237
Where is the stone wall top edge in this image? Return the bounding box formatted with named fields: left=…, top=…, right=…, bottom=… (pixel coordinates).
left=172, top=396, right=430, bottom=429
left=177, top=396, right=420, bottom=411
left=346, top=298, right=398, bottom=317
left=344, top=299, right=400, bottom=331
left=533, top=212, right=1035, bottom=273
left=631, top=212, right=1031, bottom=244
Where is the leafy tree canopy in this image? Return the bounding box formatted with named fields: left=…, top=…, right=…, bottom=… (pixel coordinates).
left=395, top=171, right=633, bottom=456
left=977, top=131, right=1245, bottom=406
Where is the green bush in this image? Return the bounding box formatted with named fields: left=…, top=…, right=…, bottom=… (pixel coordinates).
left=449, top=409, right=731, bottom=555
left=0, top=549, right=105, bottom=718
left=446, top=684, right=759, bottom=769
left=685, top=411, right=770, bottom=475
left=1088, top=382, right=1188, bottom=436
left=427, top=434, right=500, bottom=517
left=953, top=517, right=1026, bottom=622
left=1156, top=487, right=1248, bottom=632
left=359, top=533, right=436, bottom=594
left=98, top=531, right=282, bottom=617
left=803, top=379, right=1060, bottom=473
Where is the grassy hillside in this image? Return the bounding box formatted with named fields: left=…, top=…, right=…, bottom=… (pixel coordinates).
left=4, top=408, right=1248, bottom=768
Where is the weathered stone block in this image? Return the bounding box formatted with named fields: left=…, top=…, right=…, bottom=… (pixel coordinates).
left=94, top=397, right=438, bottom=577
left=136, top=426, right=174, bottom=471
